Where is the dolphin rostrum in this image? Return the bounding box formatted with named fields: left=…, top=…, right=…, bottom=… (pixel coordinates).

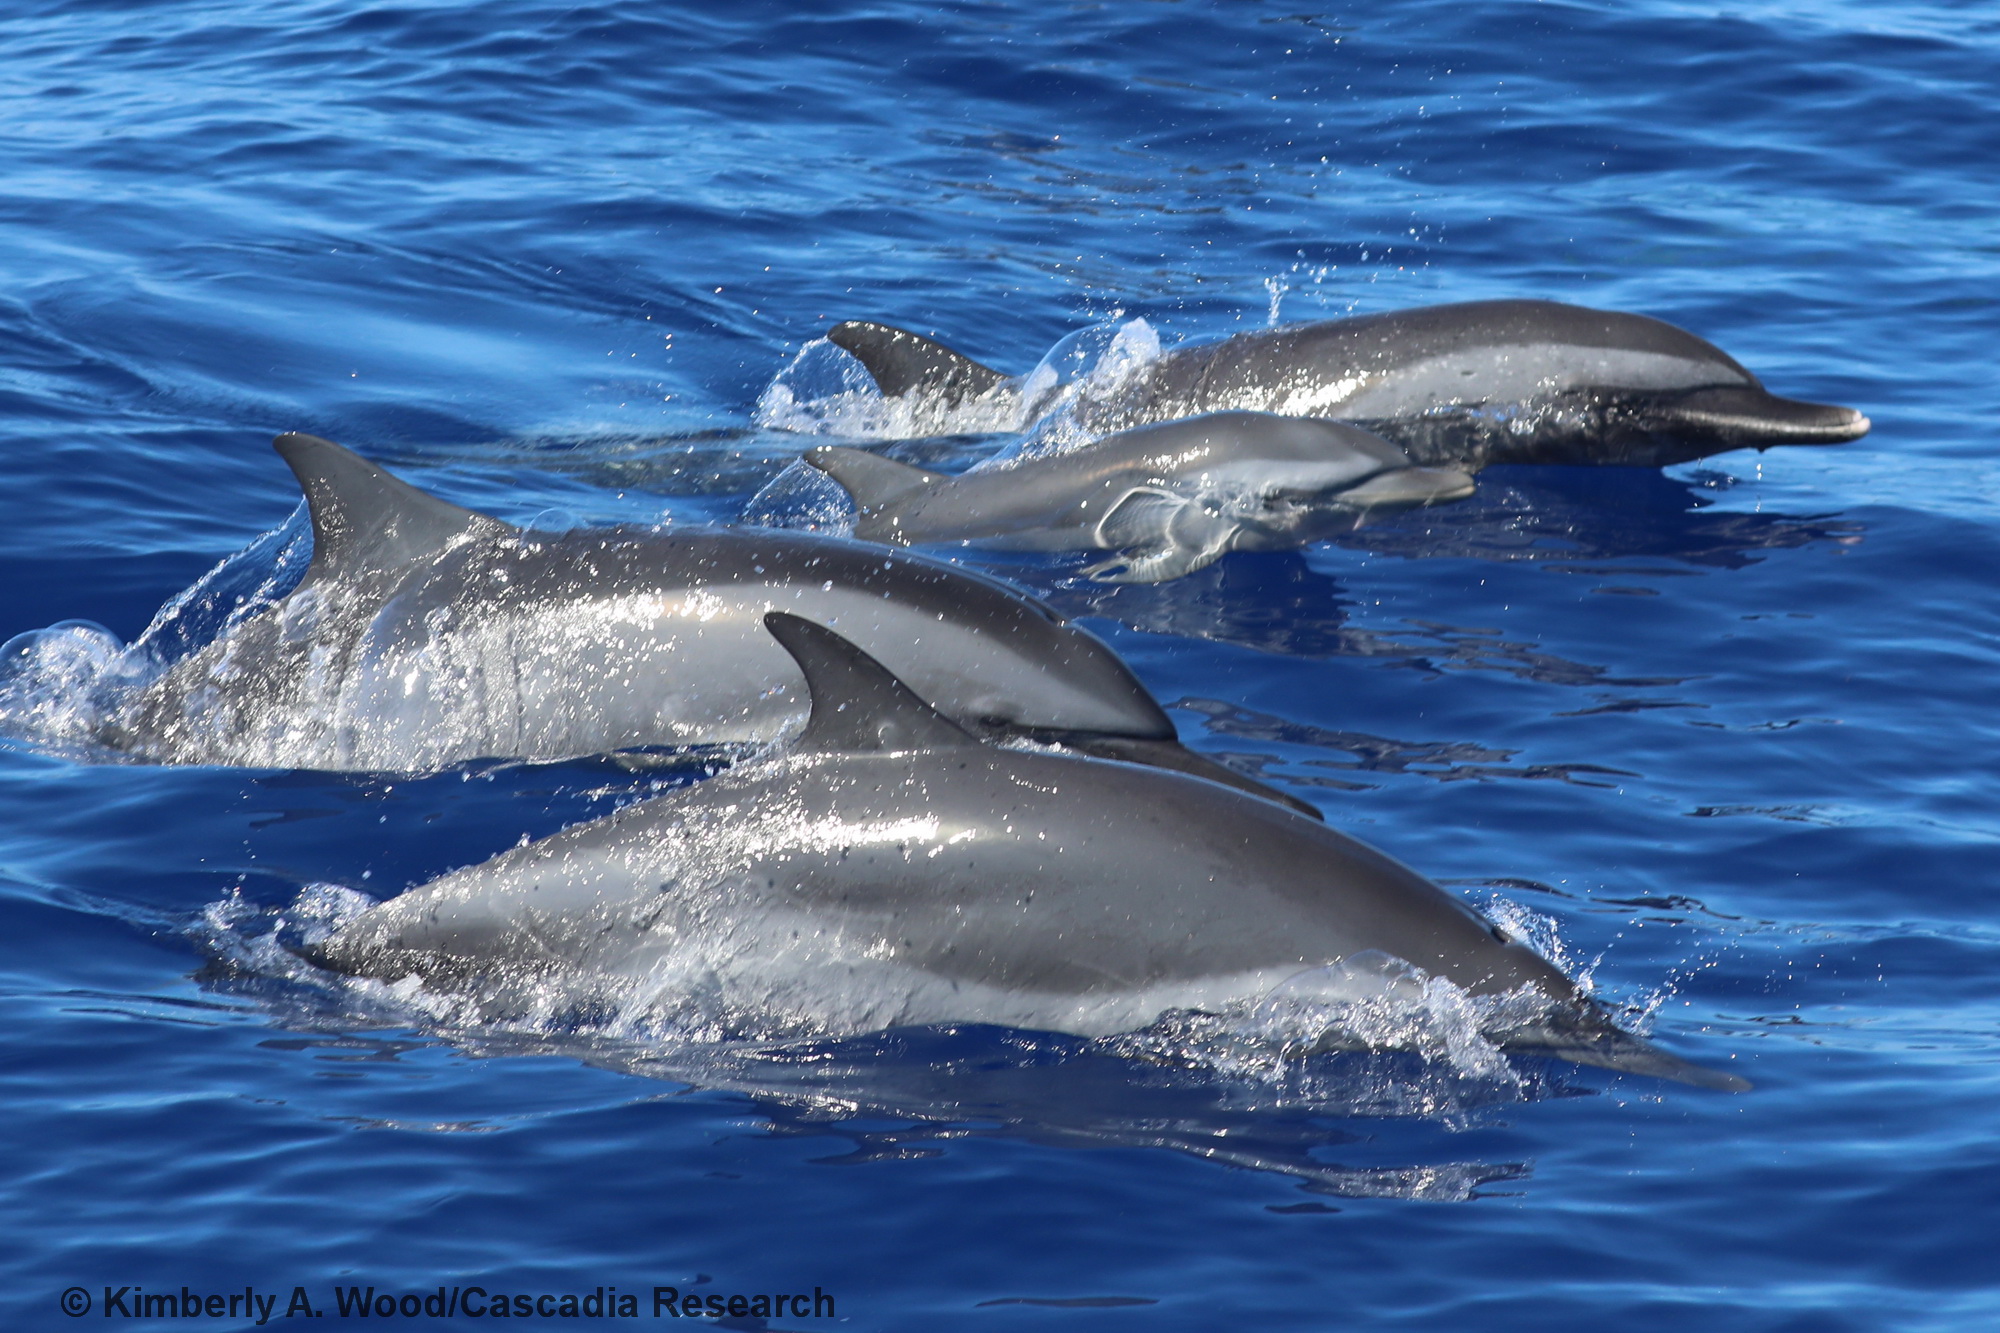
left=804, top=411, right=1475, bottom=582
left=825, top=299, right=1869, bottom=469
left=96, top=434, right=1304, bottom=810
left=308, top=611, right=1750, bottom=1093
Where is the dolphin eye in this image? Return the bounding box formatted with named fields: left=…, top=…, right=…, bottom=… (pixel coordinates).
left=1490, top=925, right=1512, bottom=943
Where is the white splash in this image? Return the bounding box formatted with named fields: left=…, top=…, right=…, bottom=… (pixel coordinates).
left=0, top=504, right=314, bottom=759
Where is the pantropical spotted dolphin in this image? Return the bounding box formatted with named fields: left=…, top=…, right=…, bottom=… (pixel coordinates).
left=99, top=434, right=1302, bottom=810
left=825, top=299, right=1869, bottom=468
left=308, top=612, right=1750, bottom=1093
left=804, top=411, right=1474, bottom=582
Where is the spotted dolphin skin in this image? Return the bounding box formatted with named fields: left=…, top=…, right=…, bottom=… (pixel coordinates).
left=98, top=434, right=1304, bottom=811
left=309, top=612, right=1749, bottom=1093
left=805, top=411, right=1475, bottom=582
left=826, top=299, right=1870, bottom=469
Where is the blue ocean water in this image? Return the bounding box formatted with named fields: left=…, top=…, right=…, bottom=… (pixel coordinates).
left=1, top=0, right=1995, bottom=1327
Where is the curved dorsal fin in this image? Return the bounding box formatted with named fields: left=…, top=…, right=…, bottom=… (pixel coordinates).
left=826, top=321, right=1010, bottom=406
left=802, top=445, right=944, bottom=516
left=762, top=612, right=979, bottom=754
left=273, top=433, right=513, bottom=588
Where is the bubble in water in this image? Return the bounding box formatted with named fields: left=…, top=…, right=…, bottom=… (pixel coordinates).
left=0, top=619, right=131, bottom=748
left=986, top=317, right=1165, bottom=465
left=739, top=458, right=859, bottom=533
left=525, top=506, right=588, bottom=532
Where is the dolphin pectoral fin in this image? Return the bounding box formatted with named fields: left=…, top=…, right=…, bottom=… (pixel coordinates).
left=1336, top=466, right=1478, bottom=510
left=763, top=611, right=981, bottom=754
left=801, top=446, right=945, bottom=534
left=1510, top=1020, right=1752, bottom=1092
left=1047, top=732, right=1324, bottom=820
left=1655, top=385, right=1870, bottom=446
left=826, top=321, right=1013, bottom=406
left=1093, top=486, right=1185, bottom=549
left=273, top=433, right=513, bottom=590
left=1086, top=488, right=1234, bottom=584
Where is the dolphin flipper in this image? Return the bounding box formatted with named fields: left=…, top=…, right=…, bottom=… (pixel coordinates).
left=803, top=446, right=945, bottom=525
left=274, top=433, right=512, bottom=591
left=763, top=611, right=981, bottom=754
left=1086, top=488, right=1234, bottom=583
left=826, top=321, right=1012, bottom=406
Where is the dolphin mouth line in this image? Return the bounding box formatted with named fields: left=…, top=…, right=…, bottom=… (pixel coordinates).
left=1657, top=387, right=1872, bottom=444
left=1676, top=408, right=1871, bottom=444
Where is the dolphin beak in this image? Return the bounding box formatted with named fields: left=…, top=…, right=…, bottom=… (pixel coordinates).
left=1506, top=1000, right=1753, bottom=1092
left=1339, top=466, right=1478, bottom=510
left=1665, top=386, right=1871, bottom=446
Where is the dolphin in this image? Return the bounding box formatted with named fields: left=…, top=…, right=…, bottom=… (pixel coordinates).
left=824, top=299, right=1870, bottom=469
left=97, top=434, right=1306, bottom=811
left=803, top=411, right=1475, bottom=582
left=308, top=611, right=1750, bottom=1093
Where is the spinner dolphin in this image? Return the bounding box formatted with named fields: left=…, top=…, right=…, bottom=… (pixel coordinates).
left=91, top=434, right=1299, bottom=809
left=825, top=298, right=1869, bottom=469
left=804, top=411, right=1475, bottom=582
left=309, top=611, right=1750, bottom=1093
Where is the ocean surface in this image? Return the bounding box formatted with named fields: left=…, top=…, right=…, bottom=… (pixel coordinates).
left=1, top=0, right=1995, bottom=1327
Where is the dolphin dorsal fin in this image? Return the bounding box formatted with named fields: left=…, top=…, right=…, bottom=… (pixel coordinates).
left=763, top=612, right=979, bottom=754
left=273, top=433, right=513, bottom=589
left=802, top=446, right=944, bottom=516
left=825, top=321, right=1010, bottom=405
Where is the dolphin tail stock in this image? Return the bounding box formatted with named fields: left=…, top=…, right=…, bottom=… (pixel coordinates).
left=272, top=433, right=514, bottom=591
left=761, top=611, right=982, bottom=755
left=801, top=446, right=945, bottom=534
left=1652, top=385, right=1870, bottom=447
left=1039, top=731, right=1325, bottom=821
left=825, top=321, right=1013, bottom=406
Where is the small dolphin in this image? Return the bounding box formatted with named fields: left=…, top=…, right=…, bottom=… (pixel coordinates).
left=804, top=411, right=1475, bottom=582
left=309, top=611, right=1749, bottom=1093
left=100, top=434, right=1300, bottom=810
left=825, top=299, right=1869, bottom=468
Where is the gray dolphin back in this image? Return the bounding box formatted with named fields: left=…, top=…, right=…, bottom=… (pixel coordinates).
left=312, top=613, right=1748, bottom=1093
left=823, top=300, right=1867, bottom=467
left=120, top=435, right=1309, bottom=787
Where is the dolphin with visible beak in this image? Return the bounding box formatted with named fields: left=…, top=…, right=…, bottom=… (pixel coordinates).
left=804, top=411, right=1475, bottom=582
left=97, top=435, right=1304, bottom=811
left=308, top=611, right=1750, bottom=1093
left=824, top=299, right=1869, bottom=468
